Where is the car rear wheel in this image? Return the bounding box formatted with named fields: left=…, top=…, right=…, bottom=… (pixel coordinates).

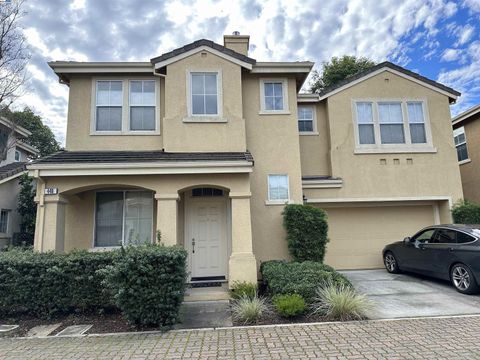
left=450, top=263, right=479, bottom=294
left=384, top=251, right=401, bottom=274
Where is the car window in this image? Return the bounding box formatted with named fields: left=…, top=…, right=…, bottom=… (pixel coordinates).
left=457, top=231, right=476, bottom=244
left=432, top=229, right=456, bottom=244
left=413, top=229, right=435, bottom=243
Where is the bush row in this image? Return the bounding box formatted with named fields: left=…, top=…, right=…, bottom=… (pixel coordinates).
left=452, top=200, right=480, bottom=224
left=260, top=260, right=352, bottom=303
left=0, top=245, right=187, bottom=326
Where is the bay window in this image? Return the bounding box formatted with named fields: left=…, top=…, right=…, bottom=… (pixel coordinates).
left=94, top=191, right=153, bottom=247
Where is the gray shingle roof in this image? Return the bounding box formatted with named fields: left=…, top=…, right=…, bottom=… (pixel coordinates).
left=33, top=151, right=254, bottom=164
left=317, top=61, right=460, bottom=100
left=0, top=162, right=26, bottom=181
left=150, top=39, right=256, bottom=66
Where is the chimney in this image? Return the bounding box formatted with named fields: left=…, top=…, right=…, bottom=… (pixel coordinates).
left=223, top=31, right=250, bottom=56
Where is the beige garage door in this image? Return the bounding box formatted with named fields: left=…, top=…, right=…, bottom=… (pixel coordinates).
left=320, top=205, right=435, bottom=270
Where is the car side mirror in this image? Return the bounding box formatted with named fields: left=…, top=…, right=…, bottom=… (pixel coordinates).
left=403, top=237, right=411, bottom=244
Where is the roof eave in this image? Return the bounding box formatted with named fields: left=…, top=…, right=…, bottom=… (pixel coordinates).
left=452, top=105, right=480, bottom=127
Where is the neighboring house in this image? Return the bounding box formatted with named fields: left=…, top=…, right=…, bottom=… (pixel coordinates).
left=28, top=33, right=463, bottom=294
left=452, top=105, right=480, bottom=203
left=0, top=117, right=39, bottom=247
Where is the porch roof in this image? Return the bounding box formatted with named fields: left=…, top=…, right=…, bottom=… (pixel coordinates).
left=0, top=162, right=26, bottom=182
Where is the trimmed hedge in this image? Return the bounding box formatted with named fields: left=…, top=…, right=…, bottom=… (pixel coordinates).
left=261, top=260, right=352, bottom=303
left=283, top=204, right=329, bottom=262
left=100, top=245, right=187, bottom=326
left=452, top=200, right=480, bottom=224
left=0, top=245, right=187, bottom=326
left=273, top=294, right=306, bottom=318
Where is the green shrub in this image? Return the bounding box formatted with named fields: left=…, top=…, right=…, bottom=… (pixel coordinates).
left=230, top=281, right=257, bottom=299
left=282, top=204, right=329, bottom=262
left=273, top=294, right=306, bottom=318
left=0, top=248, right=116, bottom=317
left=231, top=295, right=269, bottom=324
left=452, top=200, right=480, bottom=224
left=313, top=281, right=371, bottom=321
left=261, top=260, right=352, bottom=303
left=100, top=245, right=187, bottom=326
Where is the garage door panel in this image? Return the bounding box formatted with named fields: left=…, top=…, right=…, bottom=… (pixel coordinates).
left=320, top=205, right=435, bottom=270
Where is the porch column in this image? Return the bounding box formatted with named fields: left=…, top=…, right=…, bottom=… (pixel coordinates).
left=37, top=194, right=68, bottom=252
left=155, top=193, right=179, bottom=246
left=229, top=192, right=257, bottom=287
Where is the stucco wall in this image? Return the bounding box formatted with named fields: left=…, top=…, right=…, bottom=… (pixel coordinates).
left=457, top=115, right=480, bottom=203
left=242, top=74, right=304, bottom=265
left=318, top=71, right=463, bottom=202
left=0, top=177, right=22, bottom=246
left=65, top=74, right=165, bottom=151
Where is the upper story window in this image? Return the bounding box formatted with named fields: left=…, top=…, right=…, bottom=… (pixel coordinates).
left=92, top=78, right=159, bottom=135
left=453, top=126, right=469, bottom=162
left=298, top=106, right=317, bottom=134
left=353, top=99, right=433, bottom=153
left=191, top=72, right=219, bottom=116
left=14, top=149, right=20, bottom=162
left=96, top=80, right=123, bottom=131
left=0, top=209, right=9, bottom=234
left=130, top=80, right=156, bottom=131
left=267, top=174, right=289, bottom=202
left=260, top=79, right=289, bottom=114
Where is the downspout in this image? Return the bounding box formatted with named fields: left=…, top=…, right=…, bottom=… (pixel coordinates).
left=31, top=169, right=45, bottom=252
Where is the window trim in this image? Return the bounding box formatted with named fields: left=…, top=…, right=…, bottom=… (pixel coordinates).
left=0, top=209, right=10, bottom=234
left=352, top=98, right=435, bottom=154
left=259, top=78, right=290, bottom=115
left=453, top=126, right=470, bottom=164
left=184, top=69, right=224, bottom=122
left=298, top=105, right=318, bottom=135
left=266, top=174, right=290, bottom=205
left=90, top=77, right=161, bottom=136
left=92, top=190, right=154, bottom=249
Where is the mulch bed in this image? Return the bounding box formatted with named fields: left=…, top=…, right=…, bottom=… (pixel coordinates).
left=0, top=310, right=162, bottom=338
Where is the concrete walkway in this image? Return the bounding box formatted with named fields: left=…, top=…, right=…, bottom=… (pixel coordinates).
left=1, top=315, right=480, bottom=359
left=343, top=269, right=480, bottom=319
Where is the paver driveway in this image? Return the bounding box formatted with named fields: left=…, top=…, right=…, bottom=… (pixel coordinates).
left=2, top=315, right=480, bottom=359
left=343, top=269, right=480, bottom=319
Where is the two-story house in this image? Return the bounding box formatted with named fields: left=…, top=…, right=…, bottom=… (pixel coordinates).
left=28, top=34, right=463, bottom=297
left=0, top=117, right=39, bottom=247
left=452, top=104, right=480, bottom=203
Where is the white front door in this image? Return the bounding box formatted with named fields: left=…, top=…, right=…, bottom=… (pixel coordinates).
left=186, top=198, right=227, bottom=280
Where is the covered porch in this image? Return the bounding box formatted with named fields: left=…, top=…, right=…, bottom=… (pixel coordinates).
left=28, top=151, right=257, bottom=289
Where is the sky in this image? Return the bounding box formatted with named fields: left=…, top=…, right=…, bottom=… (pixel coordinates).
left=14, top=0, right=480, bottom=145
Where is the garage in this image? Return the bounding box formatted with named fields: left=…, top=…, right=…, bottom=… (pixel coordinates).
left=317, top=204, right=437, bottom=269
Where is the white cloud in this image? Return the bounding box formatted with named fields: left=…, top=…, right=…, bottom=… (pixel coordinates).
left=457, top=24, right=475, bottom=45
left=441, top=48, right=461, bottom=61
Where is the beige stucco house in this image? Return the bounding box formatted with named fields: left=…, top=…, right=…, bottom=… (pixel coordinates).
left=0, top=117, right=39, bottom=247
left=28, top=34, right=463, bottom=297
left=452, top=105, right=480, bottom=203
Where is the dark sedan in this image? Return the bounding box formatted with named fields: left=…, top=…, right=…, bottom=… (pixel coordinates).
left=382, top=224, right=480, bottom=294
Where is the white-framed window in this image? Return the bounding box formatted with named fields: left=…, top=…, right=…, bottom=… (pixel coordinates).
left=298, top=106, right=317, bottom=134
left=453, top=126, right=469, bottom=162
left=190, top=72, right=219, bottom=116
left=353, top=99, right=433, bottom=153
left=14, top=150, right=20, bottom=162
left=0, top=209, right=9, bottom=233
left=259, top=79, right=289, bottom=114
left=91, top=78, right=160, bottom=135
left=129, top=80, right=156, bottom=131
left=94, top=190, right=153, bottom=248
left=267, top=174, right=289, bottom=202
left=95, top=80, right=123, bottom=132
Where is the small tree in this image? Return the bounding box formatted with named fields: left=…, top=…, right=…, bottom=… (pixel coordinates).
left=452, top=200, right=480, bottom=224
left=17, top=173, right=36, bottom=245
left=283, top=204, right=329, bottom=262
left=310, top=55, right=376, bottom=93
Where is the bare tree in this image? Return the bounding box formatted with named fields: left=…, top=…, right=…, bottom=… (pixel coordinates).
left=0, top=0, right=29, bottom=161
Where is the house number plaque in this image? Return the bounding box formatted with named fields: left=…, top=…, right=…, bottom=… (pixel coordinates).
left=44, top=188, right=59, bottom=195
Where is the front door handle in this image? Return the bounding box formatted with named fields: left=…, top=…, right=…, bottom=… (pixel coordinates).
left=192, top=238, right=195, bottom=253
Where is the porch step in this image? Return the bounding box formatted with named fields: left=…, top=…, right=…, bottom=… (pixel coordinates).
left=184, top=283, right=230, bottom=302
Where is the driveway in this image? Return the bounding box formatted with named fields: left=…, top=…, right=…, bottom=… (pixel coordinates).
left=342, top=269, right=480, bottom=319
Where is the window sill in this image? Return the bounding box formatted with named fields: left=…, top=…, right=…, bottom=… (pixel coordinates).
left=89, top=246, right=121, bottom=252
left=183, top=117, right=227, bottom=123
left=258, top=110, right=291, bottom=115
left=459, top=158, right=471, bottom=165
left=90, top=131, right=161, bottom=136
left=265, top=199, right=292, bottom=206
left=354, top=147, right=437, bottom=154
left=299, top=131, right=319, bottom=136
